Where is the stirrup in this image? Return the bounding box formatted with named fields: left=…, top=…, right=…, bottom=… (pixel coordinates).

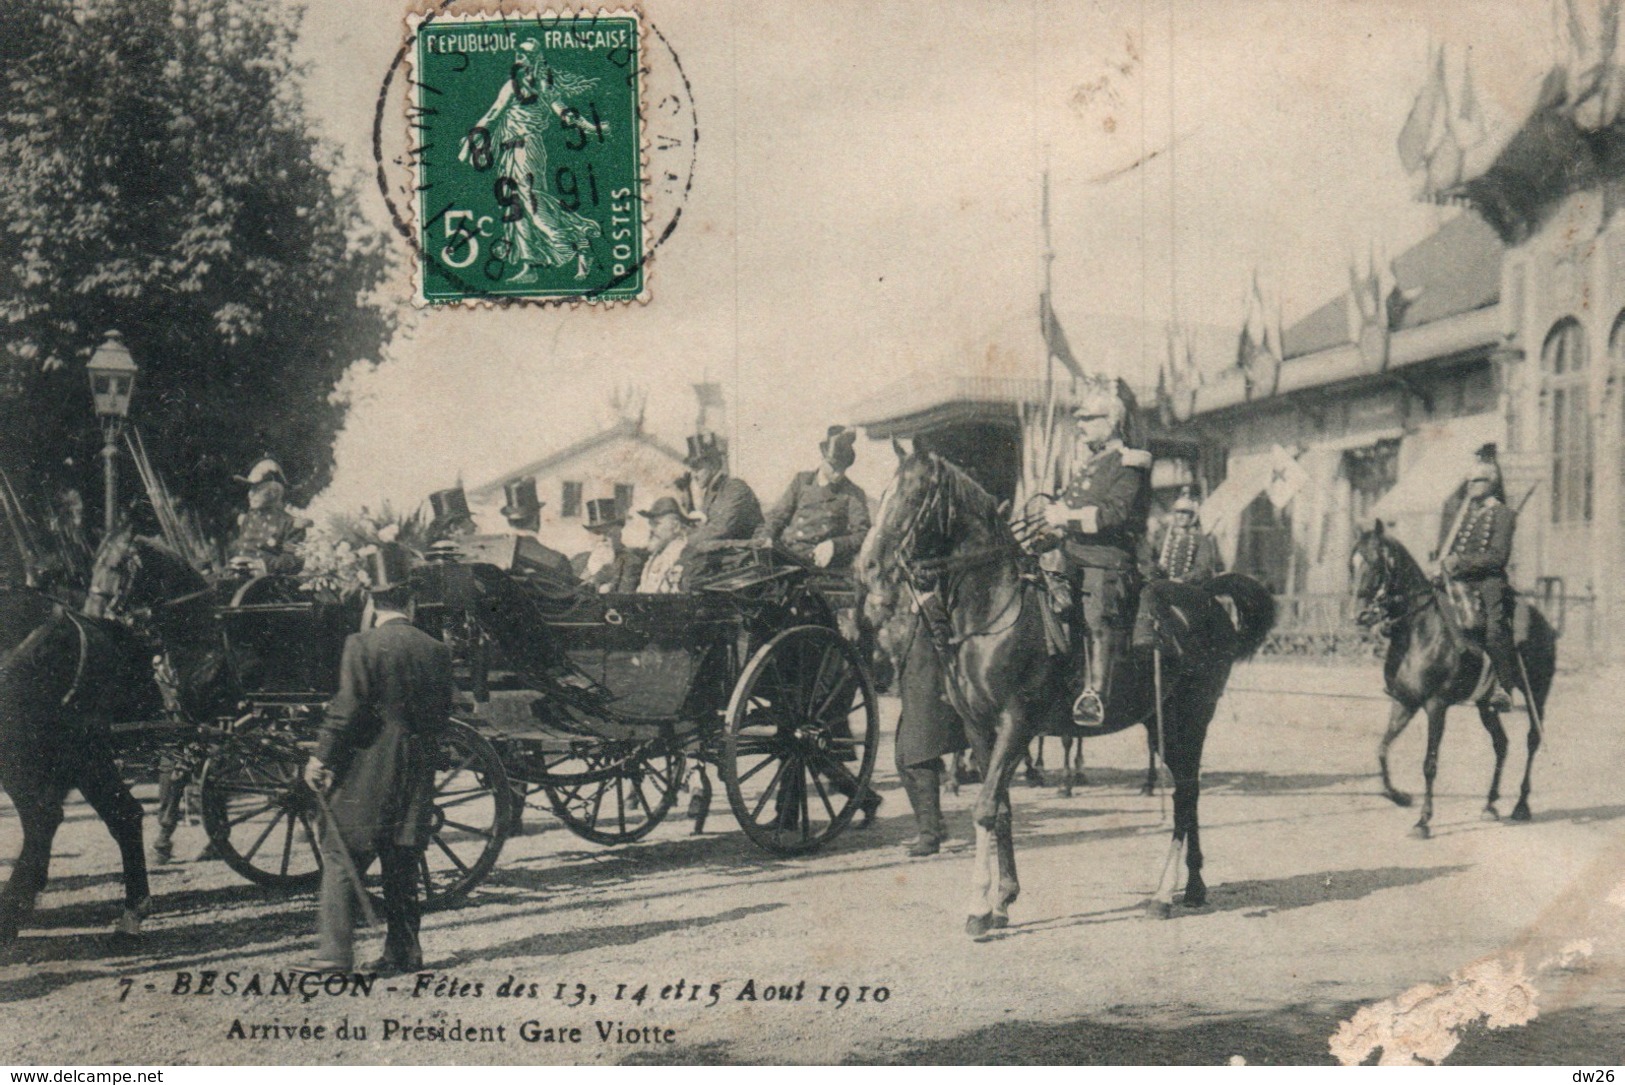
left=1487, top=686, right=1513, bottom=712
left=1072, top=686, right=1104, bottom=725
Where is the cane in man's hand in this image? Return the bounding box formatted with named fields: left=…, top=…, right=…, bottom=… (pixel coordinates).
left=305, top=763, right=380, bottom=928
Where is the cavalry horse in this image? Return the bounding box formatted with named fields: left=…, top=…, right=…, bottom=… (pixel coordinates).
left=859, top=448, right=1276, bottom=935
left=1350, top=524, right=1556, bottom=836
left=0, top=526, right=226, bottom=944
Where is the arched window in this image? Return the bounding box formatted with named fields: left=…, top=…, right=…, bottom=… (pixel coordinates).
left=1544, top=317, right=1592, bottom=525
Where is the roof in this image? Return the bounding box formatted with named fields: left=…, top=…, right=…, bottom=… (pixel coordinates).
left=467, top=419, right=687, bottom=501
left=1282, top=211, right=1503, bottom=359
left=849, top=376, right=1085, bottom=438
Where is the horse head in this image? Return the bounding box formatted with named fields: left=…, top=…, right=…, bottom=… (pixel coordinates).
left=1349, top=520, right=1422, bottom=627
left=858, top=449, right=949, bottom=591
left=86, top=526, right=209, bottom=622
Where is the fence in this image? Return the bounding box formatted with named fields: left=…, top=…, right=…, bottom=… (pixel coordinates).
left=1258, top=589, right=1600, bottom=668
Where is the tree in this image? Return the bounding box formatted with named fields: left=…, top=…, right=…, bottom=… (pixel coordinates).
left=0, top=0, right=393, bottom=535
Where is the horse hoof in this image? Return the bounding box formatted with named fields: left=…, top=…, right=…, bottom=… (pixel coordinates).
left=1409, top=824, right=1431, bottom=840
left=1181, top=890, right=1207, bottom=909
left=965, top=913, right=994, bottom=938
left=1076, top=774, right=1089, bottom=788
left=1143, top=900, right=1173, bottom=920
left=1057, top=786, right=1073, bottom=799
left=1384, top=790, right=1413, bottom=808
left=989, top=914, right=1010, bottom=930
left=1510, top=804, right=1532, bottom=822
left=1481, top=806, right=1500, bottom=822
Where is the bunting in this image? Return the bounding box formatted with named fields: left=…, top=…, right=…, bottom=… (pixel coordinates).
left=1236, top=270, right=1283, bottom=399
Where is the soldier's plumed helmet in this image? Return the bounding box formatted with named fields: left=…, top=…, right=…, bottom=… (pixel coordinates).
left=363, top=543, right=414, bottom=594
left=1071, top=383, right=1127, bottom=431
left=234, top=458, right=287, bottom=487
left=685, top=432, right=727, bottom=469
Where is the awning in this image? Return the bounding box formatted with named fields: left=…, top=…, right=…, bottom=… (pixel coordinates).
left=1369, top=413, right=1503, bottom=557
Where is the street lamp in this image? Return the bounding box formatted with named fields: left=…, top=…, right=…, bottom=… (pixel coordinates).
left=86, top=330, right=139, bottom=539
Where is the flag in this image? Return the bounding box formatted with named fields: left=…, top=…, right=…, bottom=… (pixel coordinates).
left=1157, top=322, right=1201, bottom=426
left=1236, top=271, right=1282, bottom=399
left=1398, top=45, right=1446, bottom=175
left=1265, top=444, right=1308, bottom=510
left=1041, top=292, right=1084, bottom=381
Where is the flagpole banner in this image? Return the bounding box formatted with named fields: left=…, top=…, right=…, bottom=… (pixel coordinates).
left=4, top=0, right=1624, bottom=1073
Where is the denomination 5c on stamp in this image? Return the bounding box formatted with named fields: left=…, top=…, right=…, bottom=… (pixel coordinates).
left=406, top=9, right=646, bottom=305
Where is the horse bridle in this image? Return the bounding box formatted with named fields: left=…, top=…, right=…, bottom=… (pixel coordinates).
left=1354, top=539, right=1433, bottom=631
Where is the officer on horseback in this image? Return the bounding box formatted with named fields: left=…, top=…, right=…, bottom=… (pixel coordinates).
left=1042, top=382, right=1151, bottom=724
left=1439, top=453, right=1519, bottom=712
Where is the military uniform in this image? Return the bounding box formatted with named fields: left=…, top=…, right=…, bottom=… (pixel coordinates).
left=229, top=507, right=306, bottom=576
left=680, top=473, right=764, bottom=587
left=758, top=470, right=870, bottom=568
left=313, top=616, right=453, bottom=972
left=1056, top=440, right=1152, bottom=629
left=1150, top=521, right=1223, bottom=584
left=1445, top=496, right=1518, bottom=691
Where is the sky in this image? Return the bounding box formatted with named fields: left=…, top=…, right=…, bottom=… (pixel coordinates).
left=289, top=0, right=1562, bottom=514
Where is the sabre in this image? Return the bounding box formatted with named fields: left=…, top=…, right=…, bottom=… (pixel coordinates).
left=310, top=785, right=380, bottom=928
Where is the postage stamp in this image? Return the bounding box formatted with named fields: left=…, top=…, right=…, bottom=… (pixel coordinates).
left=406, top=9, right=646, bottom=305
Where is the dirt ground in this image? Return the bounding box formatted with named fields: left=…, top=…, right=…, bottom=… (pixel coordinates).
left=4, top=660, right=1625, bottom=1066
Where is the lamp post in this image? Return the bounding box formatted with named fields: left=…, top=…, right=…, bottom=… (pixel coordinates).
left=86, top=330, right=139, bottom=540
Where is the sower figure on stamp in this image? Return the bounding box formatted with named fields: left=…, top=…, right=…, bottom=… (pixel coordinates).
left=1041, top=384, right=1151, bottom=725
left=1148, top=487, right=1223, bottom=586
left=302, top=543, right=453, bottom=976
left=1438, top=451, right=1519, bottom=712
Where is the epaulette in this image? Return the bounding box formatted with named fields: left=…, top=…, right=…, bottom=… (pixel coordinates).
left=1120, top=448, right=1152, bottom=470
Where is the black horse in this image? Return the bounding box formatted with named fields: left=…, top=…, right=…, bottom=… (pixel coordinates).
left=0, top=527, right=225, bottom=944
left=859, top=449, right=1276, bottom=935
left=1350, top=524, right=1556, bottom=836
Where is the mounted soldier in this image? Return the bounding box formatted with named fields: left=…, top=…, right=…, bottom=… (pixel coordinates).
left=1041, top=382, right=1152, bottom=725
left=756, top=425, right=870, bottom=570
left=1438, top=450, right=1519, bottom=712
left=1148, top=486, right=1222, bottom=585
left=227, top=458, right=306, bottom=577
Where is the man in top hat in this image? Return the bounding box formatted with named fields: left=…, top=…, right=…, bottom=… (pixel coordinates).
left=756, top=426, right=870, bottom=570
left=228, top=457, right=307, bottom=577
left=678, top=432, right=764, bottom=587
left=1042, top=383, right=1151, bottom=725
left=427, top=486, right=477, bottom=544
left=1438, top=452, right=1519, bottom=711
left=637, top=496, right=697, bottom=593
left=500, top=477, right=544, bottom=535
left=302, top=542, right=452, bottom=976
left=1148, top=486, right=1222, bottom=585
left=573, top=498, right=647, bottom=593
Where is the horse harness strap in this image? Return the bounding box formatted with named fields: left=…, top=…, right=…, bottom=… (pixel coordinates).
left=59, top=608, right=91, bottom=709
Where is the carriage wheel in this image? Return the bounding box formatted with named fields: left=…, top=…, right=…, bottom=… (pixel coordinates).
left=418, top=720, right=513, bottom=911
left=200, top=728, right=322, bottom=890
left=539, top=740, right=684, bottom=846
left=722, top=624, right=879, bottom=856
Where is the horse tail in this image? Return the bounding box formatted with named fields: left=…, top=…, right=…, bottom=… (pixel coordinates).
left=1203, top=573, right=1277, bottom=661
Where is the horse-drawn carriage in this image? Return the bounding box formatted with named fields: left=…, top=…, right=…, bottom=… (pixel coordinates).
left=163, top=534, right=879, bottom=909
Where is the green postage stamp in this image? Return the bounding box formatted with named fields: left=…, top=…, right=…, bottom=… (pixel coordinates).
left=408, top=9, right=646, bottom=305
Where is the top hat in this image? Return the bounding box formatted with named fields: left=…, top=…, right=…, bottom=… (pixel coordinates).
left=429, top=487, right=472, bottom=523
left=639, top=496, right=697, bottom=523
left=684, top=432, right=726, bottom=468
left=363, top=543, right=414, bottom=593
left=820, top=425, right=858, bottom=470
left=501, top=477, right=542, bottom=519
left=1172, top=485, right=1199, bottom=514
left=584, top=497, right=625, bottom=532
left=234, top=458, right=287, bottom=487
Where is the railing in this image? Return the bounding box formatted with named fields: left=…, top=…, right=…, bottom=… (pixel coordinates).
left=1257, top=589, right=1600, bottom=668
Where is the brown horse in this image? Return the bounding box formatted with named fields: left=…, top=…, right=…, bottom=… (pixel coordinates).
left=1350, top=524, right=1556, bottom=836
left=859, top=449, right=1276, bottom=935
left=0, top=527, right=224, bottom=944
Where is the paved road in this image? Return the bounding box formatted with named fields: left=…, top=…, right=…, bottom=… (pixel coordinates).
left=2, top=661, right=1624, bottom=1065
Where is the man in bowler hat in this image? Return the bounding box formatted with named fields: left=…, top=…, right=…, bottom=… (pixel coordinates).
left=302, top=543, right=452, bottom=975
left=757, top=426, right=870, bottom=570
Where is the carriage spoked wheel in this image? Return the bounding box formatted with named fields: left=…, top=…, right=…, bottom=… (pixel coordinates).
left=538, top=739, right=685, bottom=845
left=199, top=727, right=322, bottom=890
left=722, top=624, right=879, bottom=856
left=416, top=719, right=514, bottom=911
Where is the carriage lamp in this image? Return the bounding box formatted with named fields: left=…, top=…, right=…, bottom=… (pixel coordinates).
left=86, top=330, right=140, bottom=538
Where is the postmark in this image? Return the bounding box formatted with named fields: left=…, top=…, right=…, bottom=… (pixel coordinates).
left=404, top=8, right=649, bottom=305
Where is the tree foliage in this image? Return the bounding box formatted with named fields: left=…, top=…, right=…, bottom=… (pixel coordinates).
left=0, top=0, right=393, bottom=533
